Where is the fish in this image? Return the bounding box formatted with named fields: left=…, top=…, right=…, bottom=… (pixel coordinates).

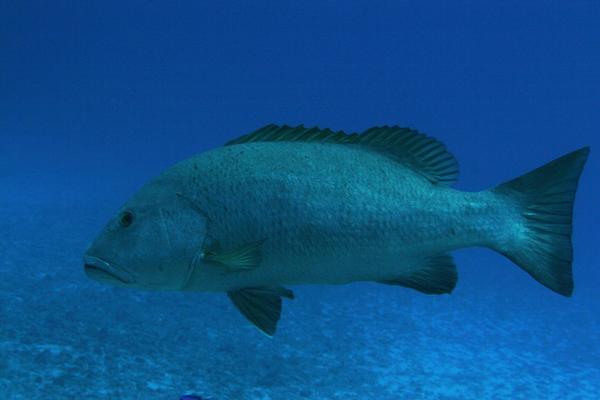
left=84, top=124, right=590, bottom=336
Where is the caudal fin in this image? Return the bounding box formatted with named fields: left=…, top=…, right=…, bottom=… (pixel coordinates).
left=492, top=147, right=590, bottom=296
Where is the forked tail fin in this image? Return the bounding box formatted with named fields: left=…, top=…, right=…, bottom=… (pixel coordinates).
left=492, top=147, right=590, bottom=296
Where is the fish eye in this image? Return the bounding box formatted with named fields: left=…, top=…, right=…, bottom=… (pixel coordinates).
left=119, top=210, right=135, bottom=228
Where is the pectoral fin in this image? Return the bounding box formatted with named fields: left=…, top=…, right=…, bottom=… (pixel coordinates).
left=227, top=286, right=295, bottom=336
left=204, top=239, right=265, bottom=271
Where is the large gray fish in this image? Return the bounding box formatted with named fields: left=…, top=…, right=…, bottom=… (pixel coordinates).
left=84, top=124, right=589, bottom=336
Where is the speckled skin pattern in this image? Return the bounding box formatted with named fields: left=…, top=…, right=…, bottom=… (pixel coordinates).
left=121, top=141, right=521, bottom=292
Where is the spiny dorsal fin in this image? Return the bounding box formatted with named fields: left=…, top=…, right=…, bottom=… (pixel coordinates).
left=226, top=124, right=458, bottom=186
left=226, top=124, right=356, bottom=145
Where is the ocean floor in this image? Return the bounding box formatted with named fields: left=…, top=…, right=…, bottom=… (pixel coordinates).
left=1, top=187, right=599, bottom=399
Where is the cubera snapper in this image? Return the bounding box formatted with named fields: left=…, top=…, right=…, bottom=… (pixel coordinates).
left=84, top=124, right=590, bottom=336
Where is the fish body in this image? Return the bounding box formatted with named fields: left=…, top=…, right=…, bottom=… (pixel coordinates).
left=84, top=124, right=590, bottom=335
left=167, top=141, right=503, bottom=291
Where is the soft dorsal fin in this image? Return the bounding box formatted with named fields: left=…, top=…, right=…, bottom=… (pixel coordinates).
left=226, top=124, right=459, bottom=186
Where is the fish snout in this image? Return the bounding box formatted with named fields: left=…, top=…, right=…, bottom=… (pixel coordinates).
left=83, top=255, right=135, bottom=285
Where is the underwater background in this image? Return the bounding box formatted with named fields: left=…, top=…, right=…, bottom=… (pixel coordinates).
left=1, top=1, right=599, bottom=399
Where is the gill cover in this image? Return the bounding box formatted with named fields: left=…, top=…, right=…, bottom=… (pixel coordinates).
left=171, top=192, right=209, bottom=289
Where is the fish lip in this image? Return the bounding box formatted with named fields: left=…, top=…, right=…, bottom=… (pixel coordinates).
left=83, top=255, right=135, bottom=284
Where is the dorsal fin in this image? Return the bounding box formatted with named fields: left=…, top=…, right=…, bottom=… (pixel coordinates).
left=226, top=124, right=459, bottom=186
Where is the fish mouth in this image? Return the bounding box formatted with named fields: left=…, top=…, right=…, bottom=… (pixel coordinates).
left=83, top=255, right=135, bottom=285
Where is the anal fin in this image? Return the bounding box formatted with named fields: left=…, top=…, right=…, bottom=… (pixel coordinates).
left=227, top=286, right=294, bottom=336
left=377, top=254, right=458, bottom=294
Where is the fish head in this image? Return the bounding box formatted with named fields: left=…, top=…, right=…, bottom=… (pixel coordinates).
left=84, top=182, right=207, bottom=290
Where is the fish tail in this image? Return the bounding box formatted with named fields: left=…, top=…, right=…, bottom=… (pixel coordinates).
left=491, top=147, right=590, bottom=296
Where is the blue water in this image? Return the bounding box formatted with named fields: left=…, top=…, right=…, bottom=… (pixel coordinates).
left=2, top=1, right=599, bottom=399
